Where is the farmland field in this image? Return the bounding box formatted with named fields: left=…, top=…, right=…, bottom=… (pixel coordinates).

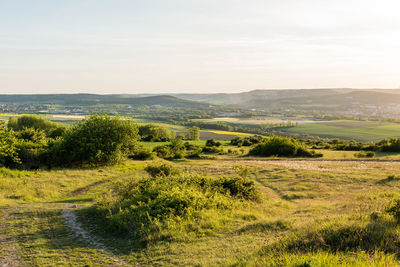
left=284, top=120, right=400, bottom=142
left=194, top=117, right=286, bottom=125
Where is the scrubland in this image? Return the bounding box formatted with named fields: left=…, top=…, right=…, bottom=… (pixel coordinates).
left=1, top=155, right=400, bottom=266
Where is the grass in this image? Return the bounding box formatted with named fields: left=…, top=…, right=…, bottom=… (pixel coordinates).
left=1, top=155, right=400, bottom=265
left=285, top=120, right=400, bottom=142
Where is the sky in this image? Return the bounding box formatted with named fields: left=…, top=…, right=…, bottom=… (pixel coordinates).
left=1, top=0, right=400, bottom=94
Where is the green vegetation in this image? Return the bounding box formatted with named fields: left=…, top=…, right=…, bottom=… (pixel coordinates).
left=50, top=115, right=139, bottom=167
left=144, top=161, right=181, bottom=177
left=93, top=172, right=259, bottom=245
left=249, top=136, right=322, bottom=158
left=354, top=151, right=375, bottom=158
left=8, top=115, right=67, bottom=138
left=138, top=124, right=171, bottom=141
left=187, top=126, right=200, bottom=140
left=285, top=120, right=400, bottom=142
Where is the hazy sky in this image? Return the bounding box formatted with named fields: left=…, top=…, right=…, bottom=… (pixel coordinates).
left=1, top=0, right=400, bottom=94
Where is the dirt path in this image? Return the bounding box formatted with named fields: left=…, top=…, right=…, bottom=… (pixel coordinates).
left=61, top=206, right=135, bottom=266
left=61, top=207, right=106, bottom=250
left=0, top=209, right=22, bottom=267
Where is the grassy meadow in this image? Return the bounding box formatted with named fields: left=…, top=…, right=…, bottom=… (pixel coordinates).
left=285, top=120, right=400, bottom=142
left=2, top=153, right=400, bottom=266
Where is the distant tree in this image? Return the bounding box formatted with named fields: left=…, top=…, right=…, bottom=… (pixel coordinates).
left=187, top=126, right=200, bottom=141
left=8, top=115, right=66, bottom=138
left=138, top=124, right=170, bottom=141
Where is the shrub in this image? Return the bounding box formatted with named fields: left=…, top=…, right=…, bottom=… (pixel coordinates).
left=202, top=146, right=223, bottom=154
left=94, top=174, right=260, bottom=244
left=205, top=139, right=222, bottom=147
left=129, top=146, right=155, bottom=160
left=145, top=162, right=181, bottom=177
left=354, top=151, right=375, bottom=158
left=16, top=127, right=47, bottom=144
left=184, top=142, right=203, bottom=158
left=231, top=135, right=265, bottom=147
left=386, top=199, right=400, bottom=224
left=52, top=115, right=139, bottom=167
left=0, top=123, right=21, bottom=167
left=213, top=176, right=260, bottom=201
left=8, top=115, right=66, bottom=137
left=138, top=124, right=170, bottom=142
left=153, top=137, right=186, bottom=159
left=153, top=145, right=174, bottom=159
left=249, top=136, right=322, bottom=158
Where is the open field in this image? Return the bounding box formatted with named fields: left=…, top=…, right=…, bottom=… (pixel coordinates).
left=194, top=117, right=285, bottom=125
left=285, top=120, right=400, bottom=142
left=2, top=155, right=400, bottom=265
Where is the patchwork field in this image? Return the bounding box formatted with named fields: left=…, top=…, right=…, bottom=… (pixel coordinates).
left=1, top=155, right=400, bottom=266
left=194, top=117, right=285, bottom=125
left=285, top=120, right=400, bottom=142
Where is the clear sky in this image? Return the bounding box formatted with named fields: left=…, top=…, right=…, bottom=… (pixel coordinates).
left=1, top=0, right=400, bottom=94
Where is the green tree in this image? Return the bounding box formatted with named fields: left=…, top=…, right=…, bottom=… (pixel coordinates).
left=138, top=124, right=170, bottom=141
left=8, top=115, right=66, bottom=138
left=0, top=123, right=20, bottom=167
left=187, top=126, right=200, bottom=141
left=52, top=115, right=139, bottom=167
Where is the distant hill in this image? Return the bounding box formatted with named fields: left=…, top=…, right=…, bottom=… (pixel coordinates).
left=171, top=89, right=400, bottom=109
left=0, top=94, right=209, bottom=108
left=235, top=90, right=400, bottom=109
left=2, top=89, right=400, bottom=111
left=172, top=89, right=354, bottom=105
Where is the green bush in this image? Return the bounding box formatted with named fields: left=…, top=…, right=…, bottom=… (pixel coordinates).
left=51, top=115, right=139, bottom=167
left=213, top=176, right=260, bottom=201
left=8, top=115, right=66, bottom=137
left=94, top=174, right=260, bottom=244
left=386, top=199, right=400, bottom=224
left=202, top=145, right=223, bottom=154
left=249, top=136, right=322, bottom=158
left=0, top=123, right=21, bottom=167
left=184, top=142, right=203, bottom=158
left=145, top=162, right=181, bottom=177
left=153, top=137, right=186, bottom=159
left=138, top=124, right=170, bottom=142
left=128, top=146, right=155, bottom=160
left=205, top=139, right=222, bottom=147
left=354, top=151, right=375, bottom=158
left=231, top=135, right=265, bottom=147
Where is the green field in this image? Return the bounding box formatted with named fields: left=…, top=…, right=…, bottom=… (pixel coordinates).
left=285, top=120, right=400, bottom=142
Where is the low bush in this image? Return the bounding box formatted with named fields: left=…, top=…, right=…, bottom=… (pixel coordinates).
left=8, top=115, right=66, bottom=138
left=138, top=124, right=171, bottom=142
left=354, top=151, right=375, bottom=158
left=202, top=145, right=223, bottom=154
left=386, top=199, right=400, bottom=224
left=94, top=174, right=260, bottom=244
left=153, top=137, right=186, bottom=159
left=231, top=135, right=265, bottom=147
left=129, top=146, right=155, bottom=160
left=249, top=136, right=322, bottom=158
left=205, top=139, right=222, bottom=147
left=145, top=162, right=181, bottom=177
